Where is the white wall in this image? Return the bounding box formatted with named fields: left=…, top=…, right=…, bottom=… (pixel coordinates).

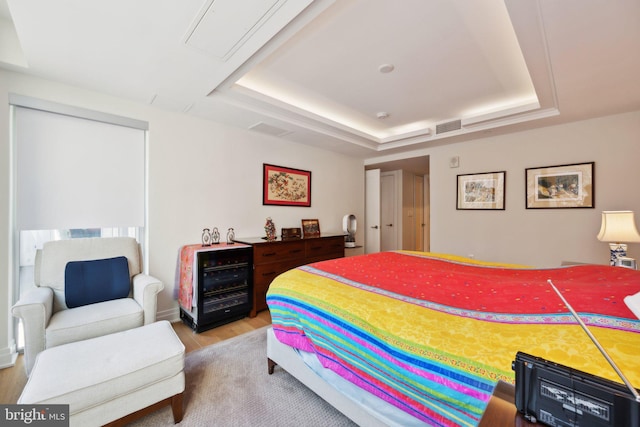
left=0, top=69, right=365, bottom=366
left=145, top=107, right=364, bottom=319
left=368, top=110, right=640, bottom=267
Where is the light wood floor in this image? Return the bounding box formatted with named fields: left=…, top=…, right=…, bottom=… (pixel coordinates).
left=0, top=310, right=272, bottom=405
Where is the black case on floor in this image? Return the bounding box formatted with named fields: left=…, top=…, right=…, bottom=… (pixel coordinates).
left=512, top=352, right=639, bottom=427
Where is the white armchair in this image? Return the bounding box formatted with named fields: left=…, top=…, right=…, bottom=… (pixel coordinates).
left=12, top=237, right=164, bottom=375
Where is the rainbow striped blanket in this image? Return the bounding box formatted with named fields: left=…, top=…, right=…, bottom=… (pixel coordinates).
left=266, top=251, right=640, bottom=426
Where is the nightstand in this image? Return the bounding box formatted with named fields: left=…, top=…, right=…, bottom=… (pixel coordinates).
left=478, top=381, right=536, bottom=427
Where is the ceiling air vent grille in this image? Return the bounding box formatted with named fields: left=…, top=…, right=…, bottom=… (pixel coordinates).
left=249, top=122, right=292, bottom=137
left=436, top=119, right=462, bottom=135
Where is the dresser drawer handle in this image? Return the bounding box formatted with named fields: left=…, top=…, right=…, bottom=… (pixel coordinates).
left=310, top=246, right=322, bottom=250
left=262, top=271, right=277, bottom=277
left=262, top=252, right=277, bottom=257
left=289, top=249, right=303, bottom=254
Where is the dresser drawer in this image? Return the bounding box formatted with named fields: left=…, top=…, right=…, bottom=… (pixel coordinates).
left=253, top=241, right=305, bottom=264
left=253, top=286, right=269, bottom=314
left=255, top=259, right=302, bottom=286
left=304, top=236, right=345, bottom=259
left=234, top=235, right=346, bottom=317
left=253, top=260, right=302, bottom=313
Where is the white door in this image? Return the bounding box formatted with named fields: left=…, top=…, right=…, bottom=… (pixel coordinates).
left=414, top=174, right=424, bottom=252
left=423, top=174, right=430, bottom=252
left=365, top=169, right=380, bottom=254
left=380, top=172, right=397, bottom=251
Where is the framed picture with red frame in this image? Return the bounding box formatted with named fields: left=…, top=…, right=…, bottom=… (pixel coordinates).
left=263, top=164, right=311, bottom=207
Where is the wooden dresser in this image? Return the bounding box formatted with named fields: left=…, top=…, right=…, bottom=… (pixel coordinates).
left=234, top=234, right=345, bottom=317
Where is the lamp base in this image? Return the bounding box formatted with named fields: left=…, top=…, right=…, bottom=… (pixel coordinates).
left=608, top=243, right=628, bottom=266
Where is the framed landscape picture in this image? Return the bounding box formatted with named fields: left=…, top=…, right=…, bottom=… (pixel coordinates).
left=263, top=164, right=311, bottom=207
left=456, top=171, right=506, bottom=210
left=525, top=162, right=594, bottom=209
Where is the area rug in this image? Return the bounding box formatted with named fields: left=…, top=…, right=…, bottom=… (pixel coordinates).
left=130, top=326, right=356, bottom=426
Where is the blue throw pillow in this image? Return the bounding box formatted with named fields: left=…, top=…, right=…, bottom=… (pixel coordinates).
left=65, top=256, right=130, bottom=308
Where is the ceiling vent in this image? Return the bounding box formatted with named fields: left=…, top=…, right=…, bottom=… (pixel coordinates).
left=436, top=119, right=462, bottom=135
left=249, top=122, right=292, bottom=137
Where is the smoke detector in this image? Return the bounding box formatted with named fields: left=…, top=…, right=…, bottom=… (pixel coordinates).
left=378, top=64, right=395, bottom=73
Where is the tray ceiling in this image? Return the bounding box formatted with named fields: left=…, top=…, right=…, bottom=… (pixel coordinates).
left=2, top=0, right=639, bottom=157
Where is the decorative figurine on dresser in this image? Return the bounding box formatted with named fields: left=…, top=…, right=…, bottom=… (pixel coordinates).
left=201, top=228, right=211, bottom=246
left=211, top=227, right=220, bottom=244
left=265, top=217, right=276, bottom=241
left=226, top=228, right=235, bottom=244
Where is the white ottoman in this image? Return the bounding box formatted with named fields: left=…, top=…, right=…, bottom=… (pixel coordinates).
left=19, top=320, right=185, bottom=427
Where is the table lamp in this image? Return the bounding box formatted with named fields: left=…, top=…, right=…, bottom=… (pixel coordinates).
left=597, top=210, right=640, bottom=266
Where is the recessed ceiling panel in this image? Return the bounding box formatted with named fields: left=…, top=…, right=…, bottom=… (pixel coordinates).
left=185, top=0, right=281, bottom=60
left=235, top=0, right=538, bottom=143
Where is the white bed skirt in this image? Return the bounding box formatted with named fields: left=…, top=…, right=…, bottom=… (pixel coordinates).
left=266, top=327, right=427, bottom=426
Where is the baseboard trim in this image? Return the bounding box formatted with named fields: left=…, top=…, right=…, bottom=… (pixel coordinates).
left=157, top=306, right=180, bottom=323
left=0, top=343, right=18, bottom=370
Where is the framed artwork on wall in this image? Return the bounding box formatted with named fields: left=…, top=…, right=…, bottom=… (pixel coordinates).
left=525, top=162, right=594, bottom=209
left=263, top=164, right=311, bottom=207
left=456, top=171, right=506, bottom=210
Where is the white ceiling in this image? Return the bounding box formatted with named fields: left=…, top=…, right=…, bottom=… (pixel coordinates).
left=1, top=0, right=639, bottom=158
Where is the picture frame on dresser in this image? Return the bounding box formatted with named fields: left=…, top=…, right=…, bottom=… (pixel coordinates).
left=301, top=219, right=320, bottom=237
left=263, top=163, right=311, bottom=207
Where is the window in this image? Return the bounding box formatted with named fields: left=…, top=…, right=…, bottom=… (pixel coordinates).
left=10, top=95, right=148, bottom=349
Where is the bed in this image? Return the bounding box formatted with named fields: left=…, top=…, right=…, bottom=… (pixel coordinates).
left=265, top=251, right=640, bottom=426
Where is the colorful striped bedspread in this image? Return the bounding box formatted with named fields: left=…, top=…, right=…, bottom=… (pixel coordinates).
left=266, top=251, right=640, bottom=427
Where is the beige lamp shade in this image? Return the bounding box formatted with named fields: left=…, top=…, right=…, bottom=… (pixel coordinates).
left=597, top=211, right=640, bottom=243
